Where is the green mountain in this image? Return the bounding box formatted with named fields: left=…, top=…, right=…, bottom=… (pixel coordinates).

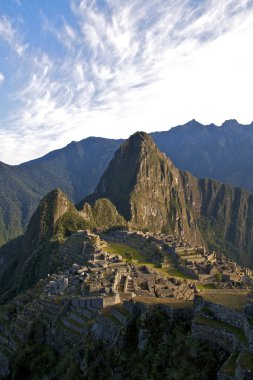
left=0, top=137, right=122, bottom=246
left=80, top=132, right=253, bottom=266
left=79, top=198, right=126, bottom=229
left=0, top=189, right=78, bottom=302
left=0, top=188, right=127, bottom=302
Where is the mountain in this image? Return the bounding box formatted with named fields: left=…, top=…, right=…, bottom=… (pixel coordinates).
left=79, top=132, right=202, bottom=245
left=0, top=188, right=127, bottom=302
left=80, top=132, right=253, bottom=266
left=0, top=137, right=122, bottom=246
left=152, top=119, right=253, bottom=192
left=0, top=130, right=253, bottom=300
left=79, top=198, right=126, bottom=229
left=0, top=189, right=84, bottom=302
left=1, top=119, right=253, bottom=247
left=1, top=131, right=253, bottom=380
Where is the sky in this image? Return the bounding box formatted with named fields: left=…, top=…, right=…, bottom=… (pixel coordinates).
left=0, top=0, right=253, bottom=164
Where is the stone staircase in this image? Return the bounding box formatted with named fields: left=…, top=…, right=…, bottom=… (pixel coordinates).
left=60, top=297, right=102, bottom=334
left=117, top=275, right=127, bottom=292
left=127, top=277, right=135, bottom=292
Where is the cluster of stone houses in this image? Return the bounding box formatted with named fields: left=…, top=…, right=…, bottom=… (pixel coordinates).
left=43, top=230, right=196, bottom=302
left=177, top=248, right=253, bottom=287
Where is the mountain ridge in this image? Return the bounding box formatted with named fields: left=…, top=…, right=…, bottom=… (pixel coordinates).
left=1, top=119, right=253, bottom=247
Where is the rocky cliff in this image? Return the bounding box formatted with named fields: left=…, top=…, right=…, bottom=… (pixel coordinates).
left=80, top=132, right=253, bottom=266
left=0, top=190, right=84, bottom=302
left=79, top=132, right=202, bottom=245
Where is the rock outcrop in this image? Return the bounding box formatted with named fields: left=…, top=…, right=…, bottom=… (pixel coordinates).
left=79, top=198, right=126, bottom=229
left=79, top=132, right=202, bottom=245
left=79, top=132, right=253, bottom=265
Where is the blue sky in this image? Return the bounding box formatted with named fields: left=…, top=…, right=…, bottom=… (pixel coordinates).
left=0, top=0, right=253, bottom=164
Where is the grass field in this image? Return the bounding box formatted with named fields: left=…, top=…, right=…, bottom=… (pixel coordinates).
left=105, top=241, right=195, bottom=280
left=105, top=242, right=152, bottom=264
left=166, top=268, right=195, bottom=280
left=134, top=296, right=193, bottom=308
left=201, top=290, right=248, bottom=310
left=195, top=315, right=247, bottom=342
left=197, top=284, right=216, bottom=290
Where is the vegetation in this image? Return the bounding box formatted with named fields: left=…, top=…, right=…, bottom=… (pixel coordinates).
left=105, top=242, right=152, bottom=265
left=195, top=315, right=247, bottom=342
left=79, top=310, right=227, bottom=380
left=54, top=210, right=89, bottom=237
left=201, top=291, right=248, bottom=310
left=11, top=342, right=82, bottom=380
left=166, top=268, right=195, bottom=280
left=220, top=352, right=239, bottom=376
left=197, top=284, right=216, bottom=290
left=0, top=137, right=122, bottom=247
left=238, top=350, right=253, bottom=371
left=11, top=343, right=58, bottom=380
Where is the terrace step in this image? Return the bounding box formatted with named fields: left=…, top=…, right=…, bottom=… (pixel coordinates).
left=68, top=312, right=88, bottom=326
left=61, top=318, right=85, bottom=334
left=109, top=306, right=129, bottom=325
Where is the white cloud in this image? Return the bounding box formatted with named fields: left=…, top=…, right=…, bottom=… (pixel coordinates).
left=0, top=72, right=4, bottom=85
left=1, top=0, right=253, bottom=164
left=0, top=15, right=28, bottom=56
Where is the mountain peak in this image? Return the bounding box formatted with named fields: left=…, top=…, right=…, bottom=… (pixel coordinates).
left=128, top=131, right=150, bottom=141
left=79, top=133, right=201, bottom=243
left=23, top=188, right=74, bottom=250
left=126, top=131, right=154, bottom=148
left=221, top=119, right=240, bottom=128
left=183, top=119, right=203, bottom=128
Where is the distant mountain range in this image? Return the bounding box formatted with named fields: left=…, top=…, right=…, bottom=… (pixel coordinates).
left=0, top=119, right=253, bottom=246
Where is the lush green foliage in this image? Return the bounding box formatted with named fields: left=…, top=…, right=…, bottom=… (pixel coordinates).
left=54, top=210, right=89, bottom=237
left=80, top=311, right=227, bottom=380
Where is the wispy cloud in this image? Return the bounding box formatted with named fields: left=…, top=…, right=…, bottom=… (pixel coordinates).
left=1, top=0, right=253, bottom=164
left=0, top=15, right=27, bottom=56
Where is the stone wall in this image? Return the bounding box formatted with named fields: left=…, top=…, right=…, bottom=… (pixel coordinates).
left=191, top=322, right=243, bottom=353
left=160, top=304, right=193, bottom=320
left=119, top=292, right=134, bottom=302
left=178, top=264, right=198, bottom=279
left=194, top=296, right=247, bottom=330
left=102, top=293, right=121, bottom=307
left=91, top=315, right=122, bottom=348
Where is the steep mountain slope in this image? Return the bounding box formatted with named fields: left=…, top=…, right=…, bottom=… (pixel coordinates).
left=80, top=132, right=253, bottom=266
left=0, top=137, right=122, bottom=246
left=0, top=189, right=126, bottom=302
left=152, top=119, right=253, bottom=191
left=0, top=161, right=39, bottom=245
left=79, top=132, right=202, bottom=245
left=0, top=189, right=83, bottom=302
